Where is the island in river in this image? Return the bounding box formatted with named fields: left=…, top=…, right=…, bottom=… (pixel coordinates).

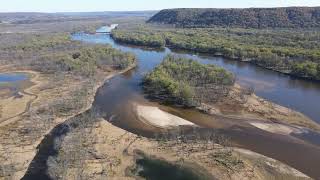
left=141, top=55, right=320, bottom=131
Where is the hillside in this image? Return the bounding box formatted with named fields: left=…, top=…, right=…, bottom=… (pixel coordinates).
left=148, top=7, right=320, bottom=28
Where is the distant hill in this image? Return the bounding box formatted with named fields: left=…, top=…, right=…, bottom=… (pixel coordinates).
left=60, top=11, right=158, bottom=18
left=0, top=11, right=158, bottom=24
left=147, top=7, right=320, bottom=28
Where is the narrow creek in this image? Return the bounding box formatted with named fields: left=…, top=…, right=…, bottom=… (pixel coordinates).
left=23, top=26, right=320, bottom=179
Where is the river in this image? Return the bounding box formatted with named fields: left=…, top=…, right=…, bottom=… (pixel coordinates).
left=71, top=27, right=320, bottom=178
left=72, top=30, right=320, bottom=123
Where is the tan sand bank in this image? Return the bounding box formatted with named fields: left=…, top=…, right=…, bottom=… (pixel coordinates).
left=135, top=104, right=195, bottom=128
left=250, top=122, right=304, bottom=135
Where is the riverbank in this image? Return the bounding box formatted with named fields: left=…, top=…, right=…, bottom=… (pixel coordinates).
left=0, top=70, right=39, bottom=126
left=165, top=45, right=320, bottom=82
left=140, top=55, right=320, bottom=132
left=198, top=84, right=320, bottom=132
left=112, top=37, right=320, bottom=83
left=46, top=118, right=310, bottom=179
left=0, top=64, right=136, bottom=180
left=111, top=26, right=320, bottom=82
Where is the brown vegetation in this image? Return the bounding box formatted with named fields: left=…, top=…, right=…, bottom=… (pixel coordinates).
left=0, top=17, right=136, bottom=179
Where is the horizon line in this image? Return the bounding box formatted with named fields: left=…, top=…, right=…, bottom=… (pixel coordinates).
left=0, top=6, right=319, bottom=14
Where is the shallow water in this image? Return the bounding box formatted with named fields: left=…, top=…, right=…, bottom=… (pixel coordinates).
left=71, top=30, right=320, bottom=179
left=0, top=73, right=28, bottom=83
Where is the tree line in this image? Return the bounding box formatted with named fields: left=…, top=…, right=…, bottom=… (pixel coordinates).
left=111, top=30, right=165, bottom=48
left=111, top=26, right=320, bottom=81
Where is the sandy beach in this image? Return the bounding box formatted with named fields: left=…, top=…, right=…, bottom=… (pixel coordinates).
left=135, top=104, right=195, bottom=128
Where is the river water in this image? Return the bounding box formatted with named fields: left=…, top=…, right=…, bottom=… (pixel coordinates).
left=72, top=32, right=320, bottom=123
left=71, top=28, right=320, bottom=178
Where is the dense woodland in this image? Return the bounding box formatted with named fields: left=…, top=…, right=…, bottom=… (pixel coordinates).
left=111, top=30, right=165, bottom=48
left=148, top=7, right=320, bottom=28
left=143, top=55, right=235, bottom=107
left=32, top=45, right=136, bottom=76
left=111, top=26, right=320, bottom=80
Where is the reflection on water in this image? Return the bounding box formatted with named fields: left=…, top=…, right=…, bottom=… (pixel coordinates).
left=293, top=130, right=320, bottom=147
left=134, top=155, right=214, bottom=180
left=237, top=76, right=275, bottom=92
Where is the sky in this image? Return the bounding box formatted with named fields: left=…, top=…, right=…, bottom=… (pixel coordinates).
left=0, top=0, right=319, bottom=12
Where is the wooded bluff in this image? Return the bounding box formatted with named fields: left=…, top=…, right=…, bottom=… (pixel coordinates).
left=148, top=7, right=320, bottom=28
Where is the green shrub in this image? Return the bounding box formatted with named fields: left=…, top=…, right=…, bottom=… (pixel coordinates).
left=143, top=55, right=235, bottom=106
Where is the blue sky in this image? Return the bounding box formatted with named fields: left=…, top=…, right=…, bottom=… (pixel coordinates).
left=0, top=0, right=319, bottom=12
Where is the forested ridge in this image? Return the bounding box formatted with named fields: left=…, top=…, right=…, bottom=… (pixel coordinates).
left=148, top=7, right=320, bottom=28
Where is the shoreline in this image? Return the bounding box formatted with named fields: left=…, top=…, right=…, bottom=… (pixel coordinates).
left=111, top=36, right=320, bottom=83
left=0, top=70, right=40, bottom=126
left=134, top=104, right=195, bottom=129
left=197, top=84, right=320, bottom=132
left=140, top=77, right=320, bottom=132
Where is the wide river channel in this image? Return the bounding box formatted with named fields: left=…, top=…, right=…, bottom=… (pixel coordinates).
left=71, top=27, right=320, bottom=178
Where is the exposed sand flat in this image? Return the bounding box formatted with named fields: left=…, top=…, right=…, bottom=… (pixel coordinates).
left=250, top=122, right=303, bottom=135
left=0, top=94, right=33, bottom=120
left=203, top=83, right=320, bottom=132
left=135, top=104, right=195, bottom=128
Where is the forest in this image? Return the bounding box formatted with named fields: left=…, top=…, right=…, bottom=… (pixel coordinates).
left=111, top=30, right=165, bottom=48
left=0, top=33, right=136, bottom=77
left=143, top=55, right=235, bottom=107
left=148, top=7, right=320, bottom=28
left=111, top=26, right=320, bottom=80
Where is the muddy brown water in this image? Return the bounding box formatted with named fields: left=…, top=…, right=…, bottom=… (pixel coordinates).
left=70, top=30, right=320, bottom=178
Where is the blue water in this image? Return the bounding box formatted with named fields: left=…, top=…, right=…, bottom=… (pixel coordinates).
left=0, top=73, right=28, bottom=83
left=71, top=32, right=320, bottom=123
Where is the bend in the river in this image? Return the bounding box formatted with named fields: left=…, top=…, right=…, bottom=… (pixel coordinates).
left=70, top=26, right=320, bottom=179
